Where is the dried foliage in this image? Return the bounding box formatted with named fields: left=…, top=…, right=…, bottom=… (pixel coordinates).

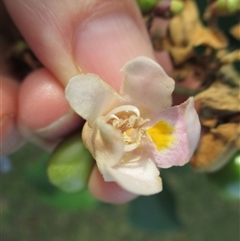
left=148, top=0, right=240, bottom=172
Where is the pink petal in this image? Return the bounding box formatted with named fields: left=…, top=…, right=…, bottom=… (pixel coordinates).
left=65, top=74, right=120, bottom=127
left=148, top=97, right=201, bottom=168
left=120, top=56, right=175, bottom=118
left=106, top=156, right=162, bottom=195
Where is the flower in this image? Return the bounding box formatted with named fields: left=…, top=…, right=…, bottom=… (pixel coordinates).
left=65, top=56, right=201, bottom=195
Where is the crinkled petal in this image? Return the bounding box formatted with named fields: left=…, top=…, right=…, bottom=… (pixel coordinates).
left=82, top=122, right=95, bottom=156
left=65, top=74, right=120, bottom=127
left=105, top=156, right=162, bottom=195
left=83, top=118, right=124, bottom=181
left=120, top=56, right=175, bottom=118
left=148, top=97, right=201, bottom=168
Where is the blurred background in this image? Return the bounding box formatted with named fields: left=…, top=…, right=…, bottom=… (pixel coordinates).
left=2, top=143, right=239, bottom=241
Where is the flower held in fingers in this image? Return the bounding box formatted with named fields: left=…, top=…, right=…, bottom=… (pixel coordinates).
left=65, top=57, right=200, bottom=195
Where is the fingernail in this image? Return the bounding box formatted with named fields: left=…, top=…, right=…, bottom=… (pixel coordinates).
left=74, top=13, right=154, bottom=90
left=19, top=110, right=82, bottom=151
left=0, top=115, right=24, bottom=155
left=33, top=110, right=81, bottom=138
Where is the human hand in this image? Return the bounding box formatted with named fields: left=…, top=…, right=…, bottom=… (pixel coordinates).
left=2, top=0, right=156, bottom=203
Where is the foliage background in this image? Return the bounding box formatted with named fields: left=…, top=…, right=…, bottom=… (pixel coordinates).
left=2, top=144, right=239, bottom=241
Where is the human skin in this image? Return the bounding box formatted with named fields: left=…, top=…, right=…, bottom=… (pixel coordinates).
left=2, top=0, right=157, bottom=203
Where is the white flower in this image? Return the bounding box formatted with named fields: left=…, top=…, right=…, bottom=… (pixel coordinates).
left=65, top=57, right=201, bottom=195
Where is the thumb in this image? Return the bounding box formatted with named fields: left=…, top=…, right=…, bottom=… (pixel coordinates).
left=4, top=0, right=154, bottom=88
left=73, top=1, right=155, bottom=90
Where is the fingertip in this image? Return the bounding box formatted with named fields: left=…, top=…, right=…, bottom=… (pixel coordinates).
left=0, top=77, right=24, bottom=155
left=18, top=68, right=83, bottom=147
left=1, top=76, right=19, bottom=114
left=18, top=68, right=69, bottom=130
left=88, top=165, right=138, bottom=204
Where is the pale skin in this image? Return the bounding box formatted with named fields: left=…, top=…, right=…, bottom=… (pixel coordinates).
left=1, top=0, right=160, bottom=203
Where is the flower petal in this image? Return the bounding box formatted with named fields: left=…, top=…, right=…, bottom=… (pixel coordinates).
left=148, top=97, right=201, bottom=168
left=65, top=74, right=120, bottom=127
left=82, top=118, right=125, bottom=181
left=120, top=56, right=175, bottom=117
left=106, top=156, right=162, bottom=195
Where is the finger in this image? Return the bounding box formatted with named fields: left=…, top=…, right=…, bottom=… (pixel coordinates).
left=0, top=77, right=24, bottom=155
left=88, top=166, right=137, bottom=204
left=18, top=68, right=82, bottom=150
left=74, top=3, right=154, bottom=90
left=4, top=0, right=154, bottom=87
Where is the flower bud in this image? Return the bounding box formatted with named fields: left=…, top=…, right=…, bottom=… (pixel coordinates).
left=47, top=133, right=94, bottom=192
left=137, top=0, right=161, bottom=14
left=170, top=0, right=184, bottom=14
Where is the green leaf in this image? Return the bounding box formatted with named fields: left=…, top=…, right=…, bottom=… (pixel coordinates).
left=207, top=151, right=240, bottom=200
left=24, top=151, right=57, bottom=194
left=19, top=143, right=98, bottom=211
left=47, top=133, right=94, bottom=193
left=39, top=188, right=99, bottom=211
left=26, top=160, right=98, bottom=211
left=128, top=183, right=182, bottom=232
left=9, top=142, right=50, bottom=164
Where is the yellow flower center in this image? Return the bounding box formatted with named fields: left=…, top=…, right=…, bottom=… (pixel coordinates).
left=147, top=121, right=175, bottom=150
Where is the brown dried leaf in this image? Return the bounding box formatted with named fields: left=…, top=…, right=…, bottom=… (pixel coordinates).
left=172, top=64, right=192, bottom=80
left=192, top=80, right=240, bottom=172
left=169, top=0, right=201, bottom=46
left=211, top=123, right=240, bottom=147
left=230, top=23, right=240, bottom=40
left=195, top=82, right=240, bottom=114
left=163, top=40, right=193, bottom=64
left=219, top=65, right=240, bottom=87
left=191, top=123, right=239, bottom=172
left=165, top=0, right=228, bottom=64
left=191, top=27, right=228, bottom=49
left=220, top=50, right=240, bottom=64
left=200, top=118, right=218, bottom=128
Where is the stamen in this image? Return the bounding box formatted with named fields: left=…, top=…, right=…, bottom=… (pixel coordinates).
left=104, top=105, right=140, bottom=122
left=124, top=143, right=139, bottom=152
left=103, top=105, right=149, bottom=153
